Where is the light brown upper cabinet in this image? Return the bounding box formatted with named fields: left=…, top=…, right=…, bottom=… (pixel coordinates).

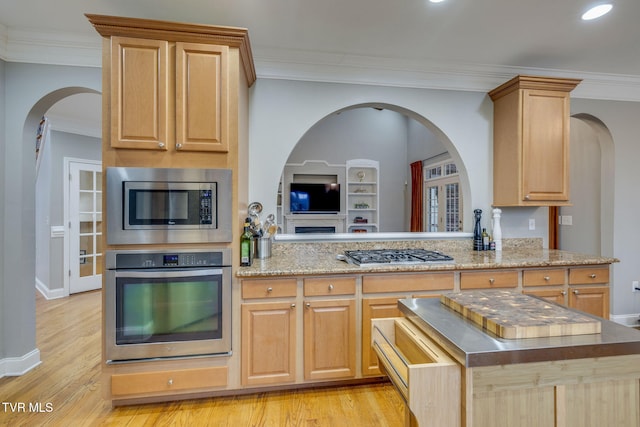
left=109, top=37, right=230, bottom=152
left=88, top=14, right=255, bottom=162
left=489, top=75, right=581, bottom=206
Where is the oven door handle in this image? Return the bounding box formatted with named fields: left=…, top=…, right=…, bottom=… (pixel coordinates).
left=112, top=268, right=225, bottom=278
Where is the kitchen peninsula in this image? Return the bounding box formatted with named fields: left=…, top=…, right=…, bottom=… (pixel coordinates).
left=236, top=238, right=619, bottom=390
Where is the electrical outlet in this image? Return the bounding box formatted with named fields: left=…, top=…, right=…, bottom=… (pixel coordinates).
left=633, top=280, right=640, bottom=292
left=528, top=218, right=535, bottom=230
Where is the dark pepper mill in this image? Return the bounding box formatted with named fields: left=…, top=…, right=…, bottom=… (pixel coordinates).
left=473, top=209, right=483, bottom=251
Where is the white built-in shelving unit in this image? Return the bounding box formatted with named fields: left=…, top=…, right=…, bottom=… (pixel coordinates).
left=346, top=159, right=379, bottom=233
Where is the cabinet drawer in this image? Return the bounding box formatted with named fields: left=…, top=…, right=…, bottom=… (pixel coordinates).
left=460, top=270, right=518, bottom=289
left=111, top=366, right=227, bottom=397
left=523, top=268, right=566, bottom=287
left=372, top=318, right=460, bottom=427
left=569, top=267, right=609, bottom=285
left=363, top=272, right=454, bottom=294
left=242, top=278, right=297, bottom=299
left=304, top=276, right=356, bottom=296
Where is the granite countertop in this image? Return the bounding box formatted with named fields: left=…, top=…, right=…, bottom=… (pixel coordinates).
left=398, top=297, right=640, bottom=367
left=236, top=239, right=618, bottom=277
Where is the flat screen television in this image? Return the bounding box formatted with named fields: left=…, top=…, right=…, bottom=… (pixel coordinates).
left=290, top=183, right=340, bottom=213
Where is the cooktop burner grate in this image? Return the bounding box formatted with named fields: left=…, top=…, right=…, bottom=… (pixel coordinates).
left=343, top=248, right=454, bottom=265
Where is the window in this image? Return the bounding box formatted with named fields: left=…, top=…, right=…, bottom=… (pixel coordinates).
left=424, top=160, right=462, bottom=232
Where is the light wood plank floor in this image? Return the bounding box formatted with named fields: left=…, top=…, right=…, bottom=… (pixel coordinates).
left=0, top=291, right=405, bottom=426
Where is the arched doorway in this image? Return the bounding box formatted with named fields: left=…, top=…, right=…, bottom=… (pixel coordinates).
left=555, top=114, right=614, bottom=257
left=32, top=89, right=102, bottom=298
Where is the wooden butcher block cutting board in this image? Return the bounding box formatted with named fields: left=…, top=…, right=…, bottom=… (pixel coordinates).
left=440, top=290, right=601, bottom=339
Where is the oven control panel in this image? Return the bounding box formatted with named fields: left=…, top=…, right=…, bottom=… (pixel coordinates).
left=108, top=249, right=231, bottom=269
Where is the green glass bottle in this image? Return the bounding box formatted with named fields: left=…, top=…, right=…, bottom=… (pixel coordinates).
left=240, top=219, right=253, bottom=266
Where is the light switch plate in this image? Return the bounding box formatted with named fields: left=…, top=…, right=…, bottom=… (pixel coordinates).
left=561, top=215, right=573, bottom=225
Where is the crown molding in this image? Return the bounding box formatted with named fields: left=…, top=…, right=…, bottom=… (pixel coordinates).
left=2, top=27, right=640, bottom=102
left=254, top=48, right=640, bottom=102
left=0, top=26, right=101, bottom=67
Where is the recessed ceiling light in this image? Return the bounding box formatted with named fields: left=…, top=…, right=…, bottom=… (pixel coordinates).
left=582, top=4, right=613, bottom=20
left=429, top=0, right=446, bottom=3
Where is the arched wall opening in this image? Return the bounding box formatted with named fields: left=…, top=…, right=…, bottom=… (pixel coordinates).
left=2, top=60, right=101, bottom=373
left=276, top=102, right=473, bottom=235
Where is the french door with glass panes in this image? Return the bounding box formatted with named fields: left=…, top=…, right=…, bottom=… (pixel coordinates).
left=424, top=161, right=462, bottom=232
left=68, top=160, right=102, bottom=294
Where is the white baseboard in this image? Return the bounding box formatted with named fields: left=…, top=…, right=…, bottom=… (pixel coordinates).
left=35, top=277, right=66, bottom=300
left=610, top=313, right=640, bottom=327
left=0, top=349, right=41, bottom=378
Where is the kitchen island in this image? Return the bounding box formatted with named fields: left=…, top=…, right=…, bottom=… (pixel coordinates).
left=372, top=296, right=640, bottom=427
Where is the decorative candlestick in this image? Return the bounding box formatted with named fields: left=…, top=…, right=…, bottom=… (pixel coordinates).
left=492, top=208, right=502, bottom=251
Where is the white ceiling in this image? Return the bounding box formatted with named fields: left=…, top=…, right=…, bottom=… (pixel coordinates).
left=2, top=0, right=640, bottom=130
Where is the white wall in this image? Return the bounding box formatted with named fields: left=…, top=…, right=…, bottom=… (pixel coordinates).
left=571, top=98, right=640, bottom=317
left=0, top=58, right=6, bottom=362
left=1, top=62, right=100, bottom=373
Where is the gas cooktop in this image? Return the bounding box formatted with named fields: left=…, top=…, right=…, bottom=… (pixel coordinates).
left=342, top=248, right=454, bottom=266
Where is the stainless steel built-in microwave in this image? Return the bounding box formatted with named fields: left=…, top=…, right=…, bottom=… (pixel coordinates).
left=106, top=167, right=232, bottom=244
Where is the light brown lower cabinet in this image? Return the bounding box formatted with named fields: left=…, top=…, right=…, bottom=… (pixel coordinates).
left=241, top=301, right=296, bottom=386
left=303, top=298, right=356, bottom=381
left=111, top=366, right=228, bottom=397
left=523, top=288, right=567, bottom=305
left=568, top=286, right=610, bottom=319
left=569, top=266, right=610, bottom=319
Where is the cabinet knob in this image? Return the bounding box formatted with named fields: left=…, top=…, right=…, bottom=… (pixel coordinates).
left=266, top=287, right=273, bottom=293
left=158, top=142, right=165, bottom=148
left=489, top=278, right=495, bottom=285
left=589, top=274, right=597, bottom=279
left=306, top=302, right=311, bottom=308
left=561, top=291, right=567, bottom=296
left=328, top=284, right=334, bottom=291
left=524, top=194, right=531, bottom=200
left=167, top=379, right=173, bottom=386
left=176, top=143, right=183, bottom=150
left=544, top=276, right=551, bottom=281
left=291, top=303, right=296, bottom=309
left=573, top=290, right=580, bottom=295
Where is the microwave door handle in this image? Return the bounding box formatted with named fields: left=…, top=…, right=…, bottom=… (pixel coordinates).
left=113, top=269, right=224, bottom=279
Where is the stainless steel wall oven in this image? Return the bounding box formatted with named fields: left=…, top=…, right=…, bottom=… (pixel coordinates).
left=105, top=249, right=231, bottom=362
left=106, top=167, right=232, bottom=245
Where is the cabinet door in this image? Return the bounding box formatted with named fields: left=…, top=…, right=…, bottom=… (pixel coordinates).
left=304, top=299, right=356, bottom=381
left=241, top=301, right=296, bottom=386
left=569, top=286, right=610, bottom=319
left=523, top=288, right=567, bottom=306
left=176, top=42, right=229, bottom=152
left=521, top=89, right=570, bottom=202
left=111, top=37, right=169, bottom=150
left=362, top=297, right=403, bottom=376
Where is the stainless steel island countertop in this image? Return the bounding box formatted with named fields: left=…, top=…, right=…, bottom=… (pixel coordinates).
left=398, top=297, right=640, bottom=367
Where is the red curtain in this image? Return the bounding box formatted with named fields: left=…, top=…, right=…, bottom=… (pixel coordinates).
left=410, top=161, right=423, bottom=232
